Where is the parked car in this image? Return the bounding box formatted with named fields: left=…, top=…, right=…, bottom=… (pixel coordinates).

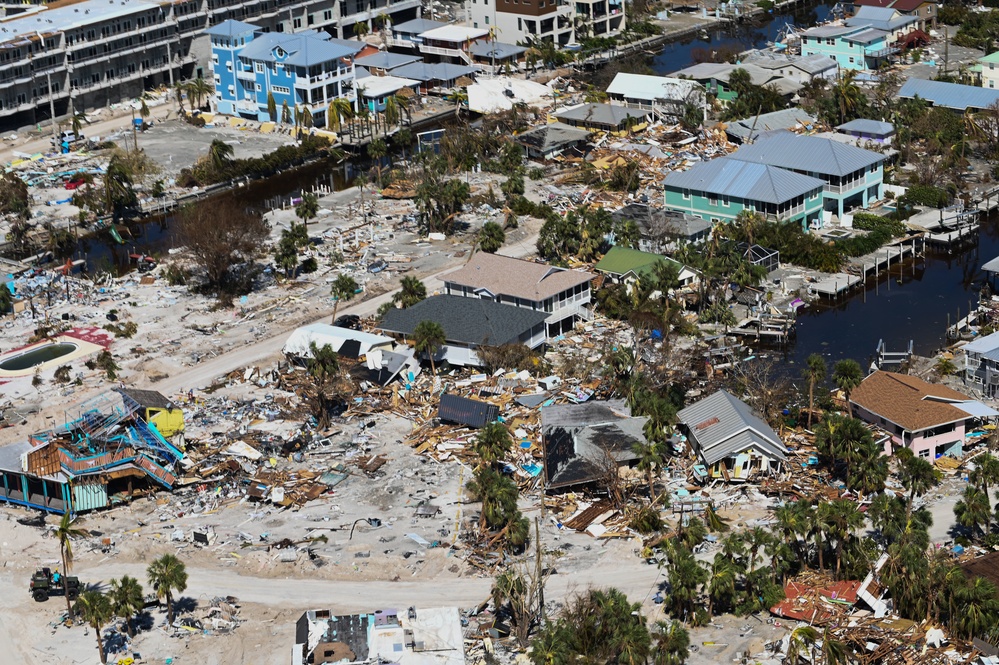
left=334, top=314, right=361, bottom=330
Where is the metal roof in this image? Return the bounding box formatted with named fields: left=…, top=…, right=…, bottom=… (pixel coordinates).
left=541, top=399, right=631, bottom=430
left=662, top=157, right=825, bottom=205
left=741, top=50, right=838, bottom=75
left=898, top=78, right=999, bottom=111
left=515, top=122, right=591, bottom=153
left=237, top=32, right=357, bottom=67
left=391, top=62, right=476, bottom=83
left=843, top=28, right=888, bottom=44
left=963, top=329, right=999, bottom=354
left=676, top=390, right=786, bottom=465
left=802, top=24, right=860, bottom=38
left=377, top=295, right=549, bottom=347
left=555, top=103, right=652, bottom=127
left=418, top=25, right=489, bottom=42
left=729, top=131, right=885, bottom=177
left=392, top=18, right=447, bottom=34
left=605, top=73, right=701, bottom=103
left=983, top=256, right=999, bottom=273
left=356, top=75, right=421, bottom=98
left=725, top=108, right=817, bottom=142
left=205, top=19, right=258, bottom=38
left=354, top=51, right=422, bottom=70
left=837, top=118, right=895, bottom=135
left=466, top=40, right=527, bottom=60
left=846, top=6, right=919, bottom=31
left=438, top=394, right=499, bottom=428
left=593, top=246, right=680, bottom=278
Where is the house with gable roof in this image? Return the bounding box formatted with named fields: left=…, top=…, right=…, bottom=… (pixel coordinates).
left=677, top=390, right=788, bottom=482
left=443, top=253, right=595, bottom=337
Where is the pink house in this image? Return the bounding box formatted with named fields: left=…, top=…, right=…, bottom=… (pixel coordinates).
left=849, top=371, right=996, bottom=459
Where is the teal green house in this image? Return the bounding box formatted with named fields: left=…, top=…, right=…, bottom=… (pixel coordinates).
left=662, top=156, right=825, bottom=229
left=725, top=132, right=886, bottom=218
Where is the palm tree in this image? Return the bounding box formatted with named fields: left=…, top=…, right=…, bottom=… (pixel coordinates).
left=207, top=138, right=234, bottom=172
left=473, top=422, right=512, bottom=467
left=330, top=274, right=358, bottom=323
left=652, top=620, right=689, bottom=665
left=971, top=452, right=999, bottom=534
left=832, top=359, right=863, bottom=417
left=109, top=575, right=144, bottom=638
left=955, top=484, right=991, bottom=540
left=786, top=625, right=818, bottom=664
left=147, top=553, right=188, bottom=625
left=383, top=95, right=402, bottom=131
left=707, top=554, right=738, bottom=616
left=367, top=138, right=388, bottom=187
left=744, top=526, right=771, bottom=575
left=820, top=627, right=849, bottom=665
left=282, top=100, right=292, bottom=124
left=823, top=499, right=864, bottom=578
left=632, top=440, right=666, bottom=502
left=267, top=92, right=278, bottom=122
left=467, top=466, right=518, bottom=531
left=897, top=449, right=938, bottom=521
left=477, top=221, right=505, bottom=254
left=188, top=77, right=212, bottom=109
left=953, top=575, right=999, bottom=640
left=413, top=319, right=445, bottom=376
left=393, top=127, right=413, bottom=162
left=327, top=97, right=354, bottom=132
left=174, top=81, right=186, bottom=115
left=353, top=21, right=369, bottom=38
left=395, top=276, right=426, bottom=308
left=832, top=70, right=863, bottom=125
left=295, top=192, right=319, bottom=225
left=55, top=512, right=88, bottom=619
left=75, top=591, right=113, bottom=664
left=71, top=111, right=87, bottom=136
left=802, top=353, right=827, bottom=428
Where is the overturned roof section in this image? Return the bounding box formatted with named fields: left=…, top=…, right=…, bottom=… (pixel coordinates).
left=677, top=390, right=786, bottom=465
left=445, top=253, right=594, bottom=303
left=378, top=296, right=548, bottom=347
left=438, top=394, right=499, bottom=428
left=724, top=108, right=818, bottom=143
left=283, top=324, right=394, bottom=359
left=606, top=73, right=702, bottom=103
left=662, top=156, right=825, bottom=205
left=515, top=122, right=592, bottom=153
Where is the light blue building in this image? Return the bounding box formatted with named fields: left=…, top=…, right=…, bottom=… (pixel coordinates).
left=662, top=157, right=826, bottom=229
left=207, top=19, right=361, bottom=125
left=800, top=24, right=893, bottom=71
left=727, top=131, right=885, bottom=218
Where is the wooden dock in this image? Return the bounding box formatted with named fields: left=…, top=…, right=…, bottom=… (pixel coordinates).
left=810, top=273, right=863, bottom=298
left=725, top=315, right=796, bottom=344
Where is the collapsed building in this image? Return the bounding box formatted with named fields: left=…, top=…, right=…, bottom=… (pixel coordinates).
left=0, top=389, right=185, bottom=514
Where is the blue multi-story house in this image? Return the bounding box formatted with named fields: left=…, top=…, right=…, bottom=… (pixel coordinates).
left=207, top=19, right=362, bottom=125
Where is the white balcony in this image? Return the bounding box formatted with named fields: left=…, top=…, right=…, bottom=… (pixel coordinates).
left=236, top=69, right=256, bottom=81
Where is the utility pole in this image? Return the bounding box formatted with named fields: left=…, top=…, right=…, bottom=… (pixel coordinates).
left=535, top=517, right=546, bottom=627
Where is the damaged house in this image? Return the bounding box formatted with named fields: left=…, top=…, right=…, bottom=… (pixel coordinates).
left=294, top=606, right=465, bottom=665
left=676, top=390, right=787, bottom=482
left=541, top=400, right=649, bottom=492
left=0, top=389, right=185, bottom=514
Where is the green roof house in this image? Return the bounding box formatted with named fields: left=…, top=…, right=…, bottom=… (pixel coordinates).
left=980, top=51, right=999, bottom=90
left=594, top=246, right=699, bottom=289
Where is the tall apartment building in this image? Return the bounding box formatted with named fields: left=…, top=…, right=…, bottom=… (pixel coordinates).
left=0, top=0, right=420, bottom=131
left=465, top=0, right=623, bottom=48
left=208, top=19, right=359, bottom=123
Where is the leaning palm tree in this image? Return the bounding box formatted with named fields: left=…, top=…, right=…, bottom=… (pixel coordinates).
left=147, top=554, right=188, bottom=624
left=412, top=319, right=445, bottom=376
left=327, top=97, right=354, bottom=132
left=786, top=625, right=819, bottom=664
left=76, top=591, right=113, bottom=664
left=207, top=138, right=234, bottom=172
left=330, top=274, right=358, bottom=323
left=188, top=77, right=212, bottom=109
left=109, top=575, right=144, bottom=638
left=55, top=512, right=88, bottom=619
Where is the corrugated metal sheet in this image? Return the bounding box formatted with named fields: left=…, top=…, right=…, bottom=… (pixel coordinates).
left=677, top=390, right=786, bottom=463
left=73, top=482, right=108, bottom=512
left=729, top=131, right=884, bottom=177
left=438, top=394, right=499, bottom=428
left=663, top=157, right=824, bottom=204
left=899, top=78, right=999, bottom=112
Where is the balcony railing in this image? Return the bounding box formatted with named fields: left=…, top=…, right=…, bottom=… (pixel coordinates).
left=824, top=180, right=863, bottom=195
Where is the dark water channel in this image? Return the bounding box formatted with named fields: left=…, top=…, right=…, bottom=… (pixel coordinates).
left=651, top=2, right=837, bottom=75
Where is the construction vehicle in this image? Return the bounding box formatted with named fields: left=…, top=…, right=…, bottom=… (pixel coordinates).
left=29, top=568, right=81, bottom=602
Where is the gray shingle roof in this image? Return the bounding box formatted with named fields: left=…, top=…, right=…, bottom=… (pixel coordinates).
left=728, top=131, right=885, bottom=177
left=206, top=19, right=258, bottom=37
left=662, top=157, right=825, bottom=205
left=741, top=50, right=838, bottom=76
left=677, top=390, right=786, bottom=465
left=555, top=103, right=652, bottom=127
left=377, top=295, right=548, bottom=347
left=515, top=122, right=592, bottom=152
left=899, top=78, right=999, bottom=111
left=837, top=118, right=894, bottom=136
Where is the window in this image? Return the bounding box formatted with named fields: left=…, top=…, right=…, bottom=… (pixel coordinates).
left=226, top=61, right=233, bottom=71
left=212, top=54, right=219, bottom=64
left=485, top=15, right=489, bottom=23
left=473, top=21, right=478, bottom=27
left=518, top=17, right=522, bottom=30
left=273, top=85, right=290, bottom=94
left=214, top=74, right=221, bottom=85
left=256, top=83, right=262, bottom=91
left=708, top=195, right=718, bottom=207
left=255, top=62, right=264, bottom=72
left=848, top=56, right=854, bottom=64
left=681, top=189, right=690, bottom=201
left=722, top=196, right=730, bottom=207
left=294, top=18, right=302, bottom=28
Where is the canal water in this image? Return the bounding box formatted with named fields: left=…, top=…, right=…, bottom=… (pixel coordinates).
left=779, top=215, right=999, bottom=370
left=651, top=2, right=837, bottom=75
